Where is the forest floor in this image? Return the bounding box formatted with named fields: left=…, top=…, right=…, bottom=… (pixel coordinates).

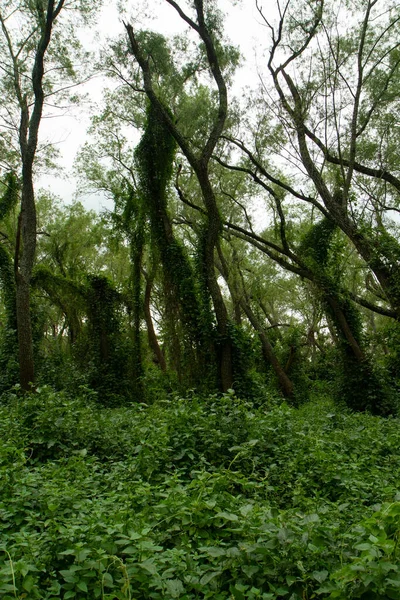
left=0, top=387, right=399, bottom=599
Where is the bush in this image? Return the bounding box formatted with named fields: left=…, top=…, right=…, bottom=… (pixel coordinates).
left=0, top=387, right=399, bottom=598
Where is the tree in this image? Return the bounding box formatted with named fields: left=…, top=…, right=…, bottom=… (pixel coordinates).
left=0, top=0, right=100, bottom=389
left=252, top=0, right=400, bottom=317
left=123, top=0, right=240, bottom=391
left=64, top=0, right=400, bottom=409
left=0, top=173, right=19, bottom=390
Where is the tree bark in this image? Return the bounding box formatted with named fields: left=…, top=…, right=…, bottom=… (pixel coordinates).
left=240, top=300, right=294, bottom=398
left=15, top=274, right=34, bottom=389
left=143, top=274, right=166, bottom=372
left=13, top=0, right=65, bottom=389
left=15, top=131, right=38, bottom=385
left=125, top=2, right=233, bottom=391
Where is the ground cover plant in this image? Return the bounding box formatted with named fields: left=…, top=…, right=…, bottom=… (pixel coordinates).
left=0, top=387, right=399, bottom=599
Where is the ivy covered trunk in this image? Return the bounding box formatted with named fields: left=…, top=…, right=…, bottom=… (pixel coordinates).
left=135, top=105, right=219, bottom=389
left=125, top=0, right=234, bottom=392
left=195, top=167, right=233, bottom=392
left=15, top=161, right=37, bottom=390
left=16, top=275, right=35, bottom=389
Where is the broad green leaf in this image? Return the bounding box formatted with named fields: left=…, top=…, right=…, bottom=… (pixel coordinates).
left=164, top=579, right=185, bottom=598
left=215, top=511, right=239, bottom=521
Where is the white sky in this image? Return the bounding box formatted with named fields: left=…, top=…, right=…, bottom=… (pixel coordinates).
left=37, top=0, right=275, bottom=213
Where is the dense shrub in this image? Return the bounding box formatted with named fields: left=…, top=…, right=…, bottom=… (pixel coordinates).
left=0, top=387, right=399, bottom=599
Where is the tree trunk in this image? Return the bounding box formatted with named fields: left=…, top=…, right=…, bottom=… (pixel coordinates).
left=196, top=170, right=233, bottom=392
left=125, top=3, right=232, bottom=391
left=325, top=295, right=364, bottom=362
left=241, top=300, right=294, bottom=398
left=15, top=164, right=37, bottom=390
left=143, top=275, right=166, bottom=372
left=15, top=274, right=34, bottom=389
left=13, top=1, right=63, bottom=389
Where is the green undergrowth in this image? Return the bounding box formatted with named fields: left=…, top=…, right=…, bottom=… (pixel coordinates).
left=0, top=387, right=399, bottom=599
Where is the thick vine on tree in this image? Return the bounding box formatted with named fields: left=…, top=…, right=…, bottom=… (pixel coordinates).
left=124, top=0, right=235, bottom=391
left=0, top=173, right=19, bottom=388
left=298, top=217, right=395, bottom=415
left=135, top=103, right=215, bottom=387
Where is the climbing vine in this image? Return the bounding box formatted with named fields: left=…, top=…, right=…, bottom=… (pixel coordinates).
left=135, top=103, right=216, bottom=388
left=0, top=173, right=19, bottom=390
left=298, top=216, right=395, bottom=415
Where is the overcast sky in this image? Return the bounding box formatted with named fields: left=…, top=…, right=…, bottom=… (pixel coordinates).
left=37, top=0, right=274, bottom=213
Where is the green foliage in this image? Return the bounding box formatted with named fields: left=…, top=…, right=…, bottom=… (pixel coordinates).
left=32, top=265, right=86, bottom=314
left=116, top=183, right=146, bottom=402
left=135, top=31, right=175, bottom=81
left=135, top=103, right=216, bottom=388
left=380, top=321, right=400, bottom=389
left=298, top=218, right=336, bottom=271
left=274, top=325, right=310, bottom=404
left=0, top=388, right=400, bottom=599
left=0, top=247, right=16, bottom=332
left=135, top=104, right=177, bottom=213
left=368, top=229, right=400, bottom=309
left=229, top=322, right=260, bottom=398
left=0, top=246, right=18, bottom=392
left=325, top=294, right=397, bottom=416
left=0, top=173, right=19, bottom=221
left=81, top=275, right=130, bottom=405
left=0, top=173, right=19, bottom=391
left=298, top=218, right=396, bottom=415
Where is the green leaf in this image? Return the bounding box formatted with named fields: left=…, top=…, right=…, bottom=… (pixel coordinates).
left=304, top=513, right=320, bottom=524
left=77, top=581, right=88, bottom=592
left=242, top=565, right=259, bottom=578
left=315, top=582, right=338, bottom=594
left=77, top=549, right=91, bottom=561
left=164, top=579, right=185, bottom=598
left=386, top=503, right=400, bottom=517
left=312, top=570, right=328, bottom=584
left=239, top=503, right=254, bottom=516
left=22, top=575, right=35, bottom=592
left=140, top=559, right=158, bottom=574
left=102, top=572, right=114, bottom=587
left=200, top=571, right=222, bottom=585
left=127, top=530, right=142, bottom=539
left=122, top=546, right=138, bottom=555
left=199, top=546, right=226, bottom=557
left=215, top=511, right=239, bottom=521
left=60, top=570, right=78, bottom=583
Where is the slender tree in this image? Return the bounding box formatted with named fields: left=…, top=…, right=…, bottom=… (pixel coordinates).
left=0, top=0, right=100, bottom=389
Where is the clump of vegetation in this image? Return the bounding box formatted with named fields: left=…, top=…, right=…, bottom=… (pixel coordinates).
left=0, top=387, right=399, bottom=599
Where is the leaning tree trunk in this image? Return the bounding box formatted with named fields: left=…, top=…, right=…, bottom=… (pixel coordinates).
left=143, top=273, right=166, bottom=372
left=196, top=171, right=233, bottom=391
left=216, top=244, right=292, bottom=397
left=241, top=300, right=294, bottom=398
